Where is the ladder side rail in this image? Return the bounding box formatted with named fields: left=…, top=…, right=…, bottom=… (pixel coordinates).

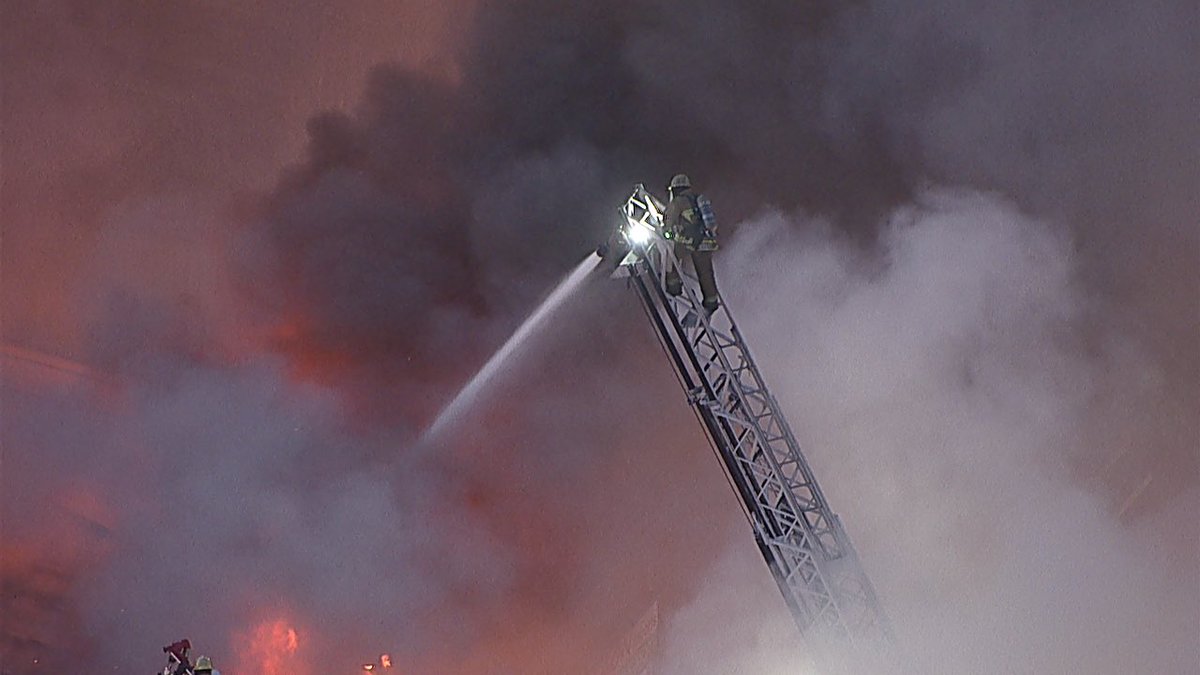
left=644, top=244, right=840, bottom=556
left=654, top=242, right=858, bottom=564
left=715, top=325, right=892, bottom=640
left=727, top=323, right=843, bottom=514
left=648, top=244, right=840, bottom=560
left=645, top=239, right=887, bottom=645
left=708, top=322, right=886, bottom=640
left=629, top=268, right=762, bottom=530
left=642, top=246, right=822, bottom=553
left=633, top=264, right=812, bottom=552
left=631, top=266, right=827, bottom=631
left=635, top=255, right=849, bottom=635
left=697, top=320, right=837, bottom=516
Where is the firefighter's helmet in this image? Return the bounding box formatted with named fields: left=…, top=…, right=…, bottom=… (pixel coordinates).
left=668, top=174, right=691, bottom=191
left=194, top=656, right=213, bottom=672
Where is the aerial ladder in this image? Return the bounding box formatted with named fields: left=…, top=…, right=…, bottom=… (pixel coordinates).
left=601, top=185, right=894, bottom=673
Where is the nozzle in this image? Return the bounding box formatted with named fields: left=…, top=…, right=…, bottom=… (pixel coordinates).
left=596, top=230, right=631, bottom=271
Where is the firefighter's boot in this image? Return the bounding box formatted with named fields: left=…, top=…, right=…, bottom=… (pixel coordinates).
left=693, top=250, right=720, bottom=313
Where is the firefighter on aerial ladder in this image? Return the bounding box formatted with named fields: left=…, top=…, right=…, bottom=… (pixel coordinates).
left=662, top=173, right=720, bottom=314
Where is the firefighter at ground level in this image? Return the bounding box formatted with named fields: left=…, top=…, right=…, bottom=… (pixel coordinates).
left=194, top=655, right=220, bottom=675
left=662, top=174, right=720, bottom=314
left=162, top=639, right=192, bottom=675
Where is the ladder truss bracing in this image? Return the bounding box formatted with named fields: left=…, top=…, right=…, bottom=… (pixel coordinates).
left=613, top=185, right=892, bottom=667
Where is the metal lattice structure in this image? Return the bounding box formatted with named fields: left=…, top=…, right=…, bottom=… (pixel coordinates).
left=609, top=185, right=893, bottom=670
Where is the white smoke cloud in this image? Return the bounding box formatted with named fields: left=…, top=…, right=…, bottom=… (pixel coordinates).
left=656, top=189, right=1198, bottom=674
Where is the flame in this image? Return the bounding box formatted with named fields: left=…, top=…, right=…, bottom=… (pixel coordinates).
left=239, top=618, right=304, bottom=675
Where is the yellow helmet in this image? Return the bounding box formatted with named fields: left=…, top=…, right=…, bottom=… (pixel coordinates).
left=194, top=656, right=213, bottom=672
left=668, top=173, right=691, bottom=191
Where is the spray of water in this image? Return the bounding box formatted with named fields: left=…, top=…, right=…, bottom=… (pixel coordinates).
left=423, top=252, right=602, bottom=440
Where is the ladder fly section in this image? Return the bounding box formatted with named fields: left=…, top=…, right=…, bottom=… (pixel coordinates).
left=612, top=186, right=892, bottom=663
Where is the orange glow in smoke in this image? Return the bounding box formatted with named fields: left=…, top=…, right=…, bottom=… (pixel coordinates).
left=239, top=618, right=304, bottom=675
left=269, top=313, right=355, bottom=382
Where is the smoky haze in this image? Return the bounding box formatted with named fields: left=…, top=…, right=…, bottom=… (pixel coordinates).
left=2, top=1, right=1196, bottom=674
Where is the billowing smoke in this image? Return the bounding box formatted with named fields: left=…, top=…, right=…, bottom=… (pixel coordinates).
left=667, top=192, right=1198, bottom=673
left=2, top=0, right=1196, bottom=673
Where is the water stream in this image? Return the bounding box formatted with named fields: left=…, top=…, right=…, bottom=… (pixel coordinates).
left=422, top=252, right=602, bottom=441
